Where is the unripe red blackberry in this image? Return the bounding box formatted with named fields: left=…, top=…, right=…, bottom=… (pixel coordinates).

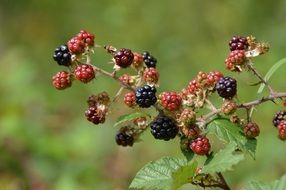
left=143, top=67, right=160, bottom=84
left=225, top=50, right=246, bottom=71
left=85, top=106, right=106, bottom=125
left=277, top=120, right=286, bottom=140
left=132, top=52, right=144, bottom=68
left=179, top=108, right=196, bottom=125
left=221, top=100, right=237, bottom=115
left=74, top=64, right=95, bottom=83
left=229, top=36, right=249, bottom=51
left=206, top=71, right=223, bottom=88
left=52, top=71, right=72, bottom=90
left=114, top=48, right=134, bottom=68
left=190, top=136, right=211, bottom=155
left=181, top=124, right=201, bottom=139
left=216, top=76, right=237, bottom=99
left=119, top=74, right=134, bottom=86
left=124, top=92, right=136, bottom=108
left=244, top=122, right=260, bottom=138
left=187, top=80, right=201, bottom=95
left=142, top=51, right=157, bottom=68
left=115, top=130, right=134, bottom=147
left=150, top=115, right=178, bottom=141
left=135, top=85, right=157, bottom=108
left=77, top=30, right=95, bottom=47
left=272, top=111, right=286, bottom=127
left=53, top=45, right=72, bottom=66
left=68, top=36, right=85, bottom=54
left=159, top=92, right=182, bottom=111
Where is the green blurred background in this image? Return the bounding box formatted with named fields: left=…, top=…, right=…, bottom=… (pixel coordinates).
left=0, top=0, right=286, bottom=189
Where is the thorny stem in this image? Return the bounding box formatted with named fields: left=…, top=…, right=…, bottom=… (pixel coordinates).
left=191, top=172, right=230, bottom=190
left=217, top=172, right=231, bottom=190
left=247, top=62, right=275, bottom=95
left=198, top=92, right=286, bottom=126
left=205, top=99, right=217, bottom=111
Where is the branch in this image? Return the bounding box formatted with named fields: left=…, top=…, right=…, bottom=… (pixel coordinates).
left=198, top=92, right=286, bottom=126
left=191, top=172, right=230, bottom=190
left=217, top=172, right=231, bottom=190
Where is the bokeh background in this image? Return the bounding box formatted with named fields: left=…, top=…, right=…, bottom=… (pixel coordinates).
left=0, top=0, right=286, bottom=189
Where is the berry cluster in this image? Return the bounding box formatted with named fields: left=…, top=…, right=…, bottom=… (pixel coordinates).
left=225, top=35, right=269, bottom=72
left=52, top=30, right=96, bottom=90
left=85, top=92, right=109, bottom=125
left=52, top=31, right=286, bottom=160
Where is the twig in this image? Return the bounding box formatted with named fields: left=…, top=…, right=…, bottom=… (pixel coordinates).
left=217, top=172, right=231, bottom=190
left=205, top=99, right=217, bottom=111
left=247, top=62, right=275, bottom=95
left=198, top=92, right=286, bottom=126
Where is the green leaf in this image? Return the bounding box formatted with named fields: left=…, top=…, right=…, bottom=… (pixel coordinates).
left=257, top=58, right=286, bottom=95
left=172, top=161, right=198, bottom=190
left=207, top=118, right=257, bottom=159
left=129, top=157, right=197, bottom=190
left=245, top=175, right=286, bottom=190
left=113, top=112, right=148, bottom=127
left=180, top=137, right=195, bottom=162
left=202, top=143, right=244, bottom=174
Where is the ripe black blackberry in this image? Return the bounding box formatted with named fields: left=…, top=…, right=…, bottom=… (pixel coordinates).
left=53, top=45, right=72, bottom=66
left=135, top=85, right=157, bottom=108
left=142, top=51, right=157, bottom=68
left=115, top=131, right=134, bottom=146
left=272, top=111, right=286, bottom=127
left=85, top=107, right=105, bottom=125
left=114, top=48, right=134, bottom=68
left=229, top=36, right=249, bottom=51
left=150, top=115, right=178, bottom=141
left=216, top=76, right=237, bottom=99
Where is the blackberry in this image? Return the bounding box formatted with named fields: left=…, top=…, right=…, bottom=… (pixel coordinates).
left=278, top=120, right=286, bottom=140
left=143, top=67, right=160, bottom=84
left=114, top=48, right=134, bottom=68
left=216, top=76, right=237, bottom=99
left=150, top=115, right=178, bottom=141
left=124, top=92, right=136, bottom=108
left=229, top=36, right=249, bottom=51
left=159, top=91, right=182, bottom=111
left=52, top=71, right=72, bottom=90
left=244, top=122, right=260, bottom=138
left=85, top=106, right=105, bottom=125
left=53, top=45, right=72, bottom=66
left=273, top=111, right=286, bottom=127
left=181, top=124, right=201, bottom=139
left=74, top=64, right=95, bottom=83
left=142, top=51, right=157, bottom=68
left=190, top=136, right=211, bottom=155
left=115, top=131, right=134, bottom=146
left=135, top=85, right=157, bottom=108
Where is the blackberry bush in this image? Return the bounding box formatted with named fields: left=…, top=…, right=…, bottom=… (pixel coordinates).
left=52, top=30, right=286, bottom=190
